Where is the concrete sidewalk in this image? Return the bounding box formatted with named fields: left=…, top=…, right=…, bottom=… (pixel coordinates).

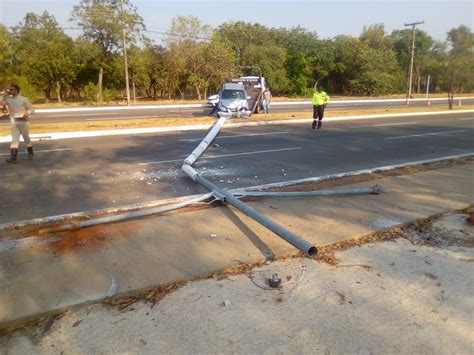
left=0, top=164, right=472, bottom=329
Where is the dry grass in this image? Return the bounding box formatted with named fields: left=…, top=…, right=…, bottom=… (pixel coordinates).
left=1, top=104, right=472, bottom=136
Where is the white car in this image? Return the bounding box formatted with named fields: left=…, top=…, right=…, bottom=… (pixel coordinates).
left=209, top=83, right=251, bottom=118
left=207, top=94, right=220, bottom=107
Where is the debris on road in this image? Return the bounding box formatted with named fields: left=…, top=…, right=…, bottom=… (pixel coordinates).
left=466, top=213, right=474, bottom=225
left=105, top=277, right=119, bottom=298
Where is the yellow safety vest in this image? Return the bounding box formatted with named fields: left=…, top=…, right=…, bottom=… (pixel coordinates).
left=312, top=91, right=330, bottom=106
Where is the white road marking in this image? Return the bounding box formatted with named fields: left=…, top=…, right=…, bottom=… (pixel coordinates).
left=137, top=158, right=183, bottom=165
left=86, top=116, right=153, bottom=121
left=48, top=112, right=118, bottom=117
left=178, top=131, right=289, bottom=142
left=138, top=147, right=302, bottom=166
left=0, top=148, right=72, bottom=156
left=385, top=129, right=467, bottom=140
left=352, top=121, right=417, bottom=128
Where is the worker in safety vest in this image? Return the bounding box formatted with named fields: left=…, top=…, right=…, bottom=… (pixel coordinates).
left=311, top=85, right=330, bottom=129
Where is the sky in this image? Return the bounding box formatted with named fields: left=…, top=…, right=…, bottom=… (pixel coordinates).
left=0, top=0, right=472, bottom=42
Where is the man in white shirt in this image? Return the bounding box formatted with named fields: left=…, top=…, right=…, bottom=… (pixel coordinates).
left=0, top=84, right=33, bottom=163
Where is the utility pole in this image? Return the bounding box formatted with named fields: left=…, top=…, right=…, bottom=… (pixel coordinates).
left=404, top=21, right=424, bottom=101
left=120, top=0, right=131, bottom=106
left=425, top=74, right=431, bottom=98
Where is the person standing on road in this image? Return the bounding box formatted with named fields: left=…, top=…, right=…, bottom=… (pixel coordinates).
left=0, top=84, right=34, bottom=163
left=312, top=85, right=330, bottom=129
left=262, top=87, right=272, bottom=114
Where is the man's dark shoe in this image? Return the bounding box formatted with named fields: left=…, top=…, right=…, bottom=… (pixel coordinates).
left=312, top=120, right=317, bottom=129
left=6, top=148, right=18, bottom=164
left=317, top=121, right=322, bottom=129
left=27, top=146, right=34, bottom=160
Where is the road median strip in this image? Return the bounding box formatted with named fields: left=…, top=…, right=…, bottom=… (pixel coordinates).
left=0, top=107, right=473, bottom=143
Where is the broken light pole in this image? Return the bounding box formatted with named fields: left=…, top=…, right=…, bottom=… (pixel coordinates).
left=181, top=116, right=381, bottom=257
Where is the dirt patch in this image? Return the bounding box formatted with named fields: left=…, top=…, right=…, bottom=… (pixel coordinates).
left=405, top=207, right=474, bottom=248
left=45, top=222, right=135, bottom=255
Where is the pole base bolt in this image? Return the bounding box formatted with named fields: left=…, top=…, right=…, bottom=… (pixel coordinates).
left=268, top=273, right=282, bottom=288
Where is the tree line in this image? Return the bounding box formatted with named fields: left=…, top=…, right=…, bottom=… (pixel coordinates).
left=0, top=0, right=472, bottom=103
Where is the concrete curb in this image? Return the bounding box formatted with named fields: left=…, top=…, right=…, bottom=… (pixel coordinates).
left=238, top=152, right=474, bottom=191
left=1, top=152, right=472, bottom=233
left=1, top=109, right=473, bottom=143
left=0, top=193, right=209, bottom=232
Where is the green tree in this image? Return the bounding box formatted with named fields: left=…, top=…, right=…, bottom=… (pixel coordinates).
left=12, top=12, right=75, bottom=101
left=351, top=44, right=404, bottom=95
left=391, top=28, right=435, bottom=94
left=442, top=25, right=473, bottom=108
left=166, top=16, right=235, bottom=99
left=327, top=35, right=365, bottom=94
left=360, top=24, right=393, bottom=50
left=285, top=53, right=309, bottom=95
left=276, top=27, right=318, bottom=95
left=216, top=21, right=289, bottom=94
left=241, top=44, right=289, bottom=94
left=163, top=44, right=187, bottom=99
left=71, top=0, right=144, bottom=102
left=167, top=16, right=211, bottom=99
left=69, top=38, right=101, bottom=100
left=358, top=25, right=404, bottom=95
left=215, top=21, right=272, bottom=65
left=139, top=44, right=168, bottom=99
left=0, top=24, right=14, bottom=89
left=195, top=38, right=236, bottom=98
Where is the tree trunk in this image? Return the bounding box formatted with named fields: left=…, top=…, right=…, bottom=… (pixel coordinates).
left=195, top=85, right=201, bottom=100
left=448, top=83, right=454, bottom=110
left=56, top=81, right=62, bottom=103
left=416, top=66, right=421, bottom=94
left=97, top=64, right=104, bottom=103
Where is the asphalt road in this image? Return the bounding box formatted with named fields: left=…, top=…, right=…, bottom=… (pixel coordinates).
left=1, top=98, right=472, bottom=125
left=0, top=111, right=472, bottom=224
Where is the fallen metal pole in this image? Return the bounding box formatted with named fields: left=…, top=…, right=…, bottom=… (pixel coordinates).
left=235, top=185, right=381, bottom=197
left=184, top=116, right=227, bottom=165
left=182, top=164, right=317, bottom=256
left=39, top=192, right=214, bottom=234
